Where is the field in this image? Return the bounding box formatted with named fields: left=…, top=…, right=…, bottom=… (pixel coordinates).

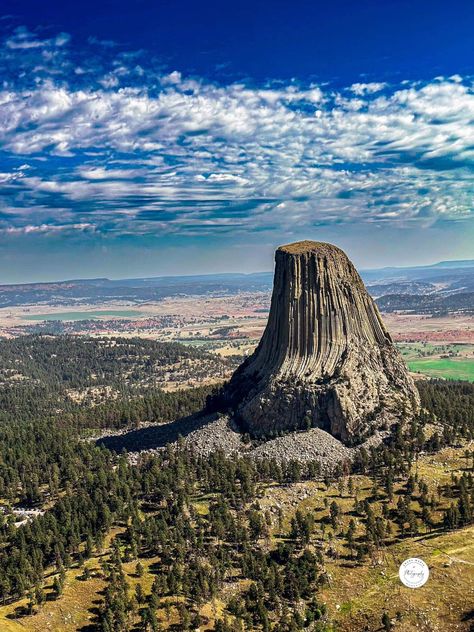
left=408, top=358, right=474, bottom=381
left=23, top=310, right=146, bottom=321
left=323, top=525, right=474, bottom=631
left=398, top=342, right=474, bottom=382
left=1, top=295, right=473, bottom=385
left=260, top=444, right=474, bottom=631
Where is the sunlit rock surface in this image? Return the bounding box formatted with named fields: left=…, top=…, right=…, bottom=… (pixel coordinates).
left=219, top=240, right=419, bottom=443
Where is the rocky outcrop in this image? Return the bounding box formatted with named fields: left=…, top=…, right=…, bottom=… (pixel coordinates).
left=218, top=240, right=419, bottom=444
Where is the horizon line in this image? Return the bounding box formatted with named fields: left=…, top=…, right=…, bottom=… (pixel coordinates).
left=1, top=256, right=473, bottom=287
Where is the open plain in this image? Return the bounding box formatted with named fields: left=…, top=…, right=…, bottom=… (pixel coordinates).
left=1, top=293, right=472, bottom=382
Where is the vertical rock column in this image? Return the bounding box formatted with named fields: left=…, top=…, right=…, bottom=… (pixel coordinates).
left=218, top=240, right=419, bottom=442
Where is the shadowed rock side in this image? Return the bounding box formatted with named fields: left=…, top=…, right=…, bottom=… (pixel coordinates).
left=216, top=240, right=419, bottom=443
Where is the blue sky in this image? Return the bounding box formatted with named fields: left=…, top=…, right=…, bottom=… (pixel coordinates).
left=0, top=1, right=473, bottom=282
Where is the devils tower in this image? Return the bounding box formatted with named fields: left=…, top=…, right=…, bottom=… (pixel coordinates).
left=219, top=240, right=419, bottom=444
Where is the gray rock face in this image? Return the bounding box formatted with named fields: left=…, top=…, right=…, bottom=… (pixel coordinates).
left=219, top=240, right=419, bottom=443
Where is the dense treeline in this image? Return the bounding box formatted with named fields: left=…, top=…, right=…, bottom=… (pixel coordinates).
left=1, top=439, right=472, bottom=630
left=417, top=379, right=474, bottom=438
left=0, top=335, right=222, bottom=503
left=0, top=334, right=233, bottom=431
left=0, top=383, right=217, bottom=503
left=376, top=291, right=474, bottom=315
left=0, top=446, right=132, bottom=602
left=72, top=385, right=216, bottom=430
left=0, top=331, right=472, bottom=630
left=0, top=379, right=215, bottom=431
left=0, top=446, right=334, bottom=630
left=0, top=335, right=230, bottom=389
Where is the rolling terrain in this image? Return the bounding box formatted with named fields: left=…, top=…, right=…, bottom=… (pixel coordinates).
left=0, top=259, right=472, bottom=631
left=0, top=336, right=472, bottom=630
left=0, top=259, right=472, bottom=314
left=0, top=258, right=472, bottom=387
left=399, top=343, right=474, bottom=382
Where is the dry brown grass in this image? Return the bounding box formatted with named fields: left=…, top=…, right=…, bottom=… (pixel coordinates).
left=0, top=445, right=472, bottom=631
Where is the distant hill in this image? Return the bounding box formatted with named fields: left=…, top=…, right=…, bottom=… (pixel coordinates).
left=376, top=291, right=474, bottom=315
left=0, top=335, right=235, bottom=430
left=0, top=259, right=472, bottom=312
left=429, top=260, right=474, bottom=269
left=0, top=335, right=235, bottom=391
left=363, top=259, right=474, bottom=274
left=362, top=260, right=474, bottom=313
left=0, top=272, right=274, bottom=308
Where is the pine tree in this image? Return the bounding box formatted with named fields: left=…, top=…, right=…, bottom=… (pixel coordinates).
left=346, top=519, right=356, bottom=558
left=382, top=611, right=392, bottom=630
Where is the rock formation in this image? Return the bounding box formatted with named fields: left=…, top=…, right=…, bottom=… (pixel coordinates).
left=218, top=240, right=419, bottom=444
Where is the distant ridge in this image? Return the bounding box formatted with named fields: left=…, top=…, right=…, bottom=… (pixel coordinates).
left=364, top=259, right=474, bottom=274
left=0, top=258, right=472, bottom=310
left=429, top=260, right=474, bottom=269
left=1, top=259, right=473, bottom=288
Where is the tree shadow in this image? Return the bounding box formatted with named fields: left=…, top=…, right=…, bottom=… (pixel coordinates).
left=45, top=592, right=59, bottom=602
left=84, top=601, right=102, bottom=628
left=7, top=605, right=30, bottom=619
left=461, top=608, right=474, bottom=622
left=88, top=605, right=101, bottom=616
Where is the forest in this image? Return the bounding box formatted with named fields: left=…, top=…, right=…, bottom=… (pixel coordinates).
left=0, top=336, right=472, bottom=630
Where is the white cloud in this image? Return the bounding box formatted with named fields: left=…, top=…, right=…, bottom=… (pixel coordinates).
left=0, top=27, right=473, bottom=237
left=99, top=74, right=120, bottom=89
left=77, top=167, right=144, bottom=180
left=1, top=223, right=94, bottom=235
left=2, top=77, right=472, bottom=172
left=350, top=82, right=387, bottom=95
left=162, top=71, right=182, bottom=85
left=5, top=26, right=70, bottom=50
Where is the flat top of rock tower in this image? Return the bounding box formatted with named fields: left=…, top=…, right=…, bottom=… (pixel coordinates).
left=278, top=240, right=345, bottom=257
